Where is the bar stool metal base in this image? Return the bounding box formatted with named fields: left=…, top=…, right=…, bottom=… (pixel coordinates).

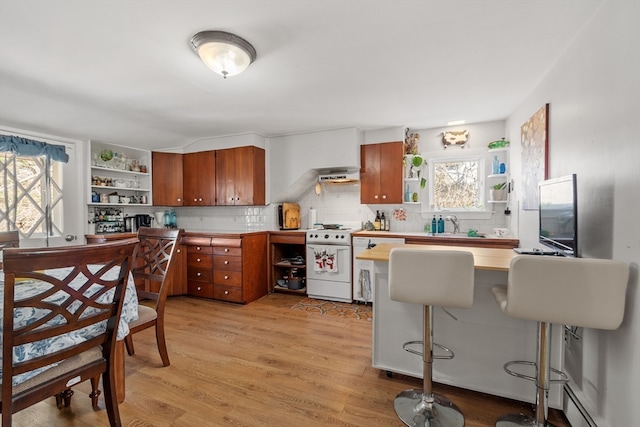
left=495, top=413, right=557, bottom=427
left=394, top=389, right=464, bottom=427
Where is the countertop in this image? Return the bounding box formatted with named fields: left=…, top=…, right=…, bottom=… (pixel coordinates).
left=356, top=242, right=516, bottom=271
left=353, top=230, right=519, bottom=249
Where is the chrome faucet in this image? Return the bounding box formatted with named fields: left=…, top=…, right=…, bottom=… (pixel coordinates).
left=446, top=215, right=460, bottom=234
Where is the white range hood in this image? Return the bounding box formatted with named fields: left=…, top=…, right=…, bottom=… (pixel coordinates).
left=317, top=168, right=360, bottom=184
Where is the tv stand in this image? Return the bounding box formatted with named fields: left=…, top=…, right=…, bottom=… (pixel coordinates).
left=513, top=248, right=563, bottom=256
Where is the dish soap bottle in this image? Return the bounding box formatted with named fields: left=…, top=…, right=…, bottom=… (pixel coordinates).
left=431, top=215, right=437, bottom=236
left=437, top=215, right=445, bottom=234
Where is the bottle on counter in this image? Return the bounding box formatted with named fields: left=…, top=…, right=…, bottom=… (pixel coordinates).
left=170, top=209, right=177, bottom=228
left=438, top=215, right=445, bottom=234
left=374, top=210, right=381, bottom=231
left=405, top=184, right=411, bottom=203
left=431, top=215, right=437, bottom=235
left=380, top=211, right=386, bottom=231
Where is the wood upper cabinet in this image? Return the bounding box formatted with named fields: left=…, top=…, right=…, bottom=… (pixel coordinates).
left=215, top=146, right=265, bottom=206
left=360, top=141, right=403, bottom=204
left=152, top=152, right=183, bottom=206
left=183, top=150, right=216, bottom=206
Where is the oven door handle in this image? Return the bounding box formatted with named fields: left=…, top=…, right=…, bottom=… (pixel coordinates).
left=307, top=245, right=350, bottom=252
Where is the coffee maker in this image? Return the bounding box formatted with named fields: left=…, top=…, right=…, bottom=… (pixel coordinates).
left=124, top=214, right=152, bottom=232
left=135, top=214, right=152, bottom=229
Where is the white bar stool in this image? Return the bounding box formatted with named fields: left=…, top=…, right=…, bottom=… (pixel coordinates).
left=389, top=248, right=475, bottom=427
left=491, top=255, right=629, bottom=427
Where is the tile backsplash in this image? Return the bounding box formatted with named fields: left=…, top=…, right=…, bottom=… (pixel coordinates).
left=173, top=181, right=512, bottom=236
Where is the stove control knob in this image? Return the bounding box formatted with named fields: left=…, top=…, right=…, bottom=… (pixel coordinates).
left=324, top=234, right=329, bottom=239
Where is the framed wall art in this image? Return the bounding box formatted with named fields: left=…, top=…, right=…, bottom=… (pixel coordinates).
left=520, top=103, right=549, bottom=210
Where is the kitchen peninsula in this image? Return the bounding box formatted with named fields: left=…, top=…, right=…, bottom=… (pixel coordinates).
left=357, top=243, right=565, bottom=408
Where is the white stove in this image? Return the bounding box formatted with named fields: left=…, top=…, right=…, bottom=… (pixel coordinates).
left=305, top=222, right=360, bottom=303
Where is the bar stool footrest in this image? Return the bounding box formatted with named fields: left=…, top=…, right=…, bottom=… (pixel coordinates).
left=504, top=360, right=569, bottom=384
left=402, top=340, right=455, bottom=360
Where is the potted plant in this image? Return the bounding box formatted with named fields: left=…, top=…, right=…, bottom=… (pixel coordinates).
left=403, top=154, right=428, bottom=188
left=490, top=182, right=507, bottom=201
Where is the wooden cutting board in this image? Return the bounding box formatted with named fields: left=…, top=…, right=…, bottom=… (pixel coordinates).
left=282, top=202, right=300, bottom=229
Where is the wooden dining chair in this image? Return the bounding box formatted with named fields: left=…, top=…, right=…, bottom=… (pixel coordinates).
left=1, top=239, right=138, bottom=427
left=124, top=227, right=183, bottom=366
left=0, top=231, right=19, bottom=250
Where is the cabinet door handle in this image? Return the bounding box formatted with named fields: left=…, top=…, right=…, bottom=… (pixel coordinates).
left=196, top=258, right=201, bottom=262
left=374, top=195, right=379, bottom=199
left=193, top=198, right=198, bottom=202
left=197, top=286, right=202, bottom=291
left=224, top=275, right=229, bottom=280
left=176, top=249, right=181, bottom=253
left=224, top=260, right=229, bottom=265
left=197, top=272, right=201, bottom=277
left=382, top=194, right=387, bottom=199
left=224, top=290, right=229, bottom=295
left=224, top=248, right=229, bottom=252
left=177, top=198, right=182, bottom=202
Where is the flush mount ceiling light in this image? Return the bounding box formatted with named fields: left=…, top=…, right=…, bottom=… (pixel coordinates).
left=190, top=30, right=257, bottom=79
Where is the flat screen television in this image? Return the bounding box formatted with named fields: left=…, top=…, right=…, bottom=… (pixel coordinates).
left=538, top=174, right=578, bottom=257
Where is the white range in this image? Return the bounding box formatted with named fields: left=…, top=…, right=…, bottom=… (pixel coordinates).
left=305, top=222, right=360, bottom=303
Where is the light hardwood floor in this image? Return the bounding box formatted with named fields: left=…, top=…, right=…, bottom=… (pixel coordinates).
left=13, top=294, right=570, bottom=426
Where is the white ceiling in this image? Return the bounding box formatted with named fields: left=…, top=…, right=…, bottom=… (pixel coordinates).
left=0, top=0, right=603, bottom=151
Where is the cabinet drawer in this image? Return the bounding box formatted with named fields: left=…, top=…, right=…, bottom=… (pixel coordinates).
left=187, top=267, right=212, bottom=282
left=213, top=256, right=241, bottom=271
left=187, top=253, right=213, bottom=268
left=214, top=284, right=242, bottom=303
left=187, top=245, right=213, bottom=254
left=213, top=246, right=241, bottom=257
left=213, top=270, right=242, bottom=287
left=188, top=281, right=215, bottom=299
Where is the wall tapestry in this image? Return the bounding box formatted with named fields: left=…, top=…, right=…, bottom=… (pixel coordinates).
left=520, top=103, right=549, bottom=210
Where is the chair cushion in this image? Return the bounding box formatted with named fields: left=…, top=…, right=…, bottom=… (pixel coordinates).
left=127, top=304, right=158, bottom=329
left=11, top=346, right=103, bottom=395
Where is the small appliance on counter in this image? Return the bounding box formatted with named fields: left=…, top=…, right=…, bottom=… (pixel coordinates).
left=123, top=214, right=151, bottom=232
left=278, top=203, right=301, bottom=230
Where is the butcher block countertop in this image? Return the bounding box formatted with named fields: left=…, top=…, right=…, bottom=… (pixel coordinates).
left=353, top=230, right=519, bottom=249
left=356, top=242, right=517, bottom=271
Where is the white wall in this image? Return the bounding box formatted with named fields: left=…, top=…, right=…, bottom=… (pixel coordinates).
left=505, top=1, right=640, bottom=425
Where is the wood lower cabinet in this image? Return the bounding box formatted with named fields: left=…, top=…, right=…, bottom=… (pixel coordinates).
left=360, top=141, right=403, bottom=204
left=269, top=232, right=306, bottom=295
left=184, top=232, right=268, bottom=304
left=185, top=237, right=214, bottom=298
left=152, top=152, right=183, bottom=206
left=183, top=151, right=216, bottom=206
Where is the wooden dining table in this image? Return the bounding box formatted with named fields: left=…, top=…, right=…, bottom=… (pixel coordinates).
left=0, top=266, right=139, bottom=403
